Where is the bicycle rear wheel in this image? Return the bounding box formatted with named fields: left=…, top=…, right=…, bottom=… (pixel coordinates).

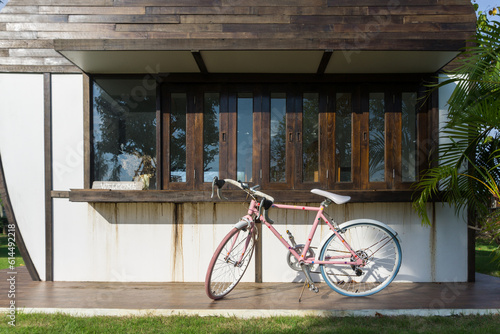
left=319, top=222, right=402, bottom=297
left=205, top=226, right=256, bottom=300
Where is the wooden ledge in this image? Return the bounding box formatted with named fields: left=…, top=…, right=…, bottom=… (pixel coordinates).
left=67, top=189, right=419, bottom=203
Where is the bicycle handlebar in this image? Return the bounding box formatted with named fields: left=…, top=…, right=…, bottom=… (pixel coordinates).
left=211, top=177, right=275, bottom=224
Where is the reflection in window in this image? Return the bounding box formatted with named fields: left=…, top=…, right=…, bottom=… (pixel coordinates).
left=402, top=92, right=417, bottom=182
left=170, top=93, right=187, bottom=182
left=302, top=93, right=319, bottom=182
left=369, top=93, right=385, bottom=182
left=92, top=78, right=157, bottom=189
left=204, top=93, right=220, bottom=182
left=237, top=93, right=253, bottom=182
left=270, top=93, right=287, bottom=183
left=336, top=93, right=352, bottom=182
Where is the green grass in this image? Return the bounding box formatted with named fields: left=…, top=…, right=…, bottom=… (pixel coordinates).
left=0, top=313, right=499, bottom=334
left=475, top=238, right=500, bottom=278
left=0, top=234, right=25, bottom=270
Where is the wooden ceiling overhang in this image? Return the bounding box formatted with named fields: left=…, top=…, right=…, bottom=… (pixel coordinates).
left=50, top=1, right=477, bottom=75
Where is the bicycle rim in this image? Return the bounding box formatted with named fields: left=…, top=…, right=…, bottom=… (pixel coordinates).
left=319, top=222, right=402, bottom=297
left=205, top=227, right=255, bottom=300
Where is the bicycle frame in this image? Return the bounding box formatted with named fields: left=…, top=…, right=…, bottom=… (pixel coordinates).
left=241, top=199, right=365, bottom=267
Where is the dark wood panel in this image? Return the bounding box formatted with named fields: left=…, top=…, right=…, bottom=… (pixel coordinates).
left=68, top=15, right=180, bottom=24
left=0, top=15, right=68, bottom=23
left=328, top=0, right=470, bottom=5
left=0, top=0, right=475, bottom=73
left=115, top=0, right=222, bottom=5
left=404, top=14, right=476, bottom=23
left=368, top=5, right=475, bottom=15
left=222, top=0, right=325, bottom=6
left=146, top=6, right=251, bottom=15
left=181, top=15, right=290, bottom=24
left=116, top=23, right=222, bottom=32
left=39, top=6, right=146, bottom=15
left=9, top=0, right=113, bottom=4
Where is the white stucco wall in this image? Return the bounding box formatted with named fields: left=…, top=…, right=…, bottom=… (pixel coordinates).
left=52, top=201, right=465, bottom=283
left=0, top=73, right=468, bottom=284
left=0, top=73, right=45, bottom=279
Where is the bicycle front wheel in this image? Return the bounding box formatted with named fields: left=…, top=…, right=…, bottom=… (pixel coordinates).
left=205, top=226, right=256, bottom=300
left=319, top=222, right=402, bottom=297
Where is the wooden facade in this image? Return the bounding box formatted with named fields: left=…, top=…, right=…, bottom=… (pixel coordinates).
left=0, top=0, right=476, bottom=73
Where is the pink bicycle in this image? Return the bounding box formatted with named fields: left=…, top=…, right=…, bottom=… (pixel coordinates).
left=205, top=177, right=402, bottom=299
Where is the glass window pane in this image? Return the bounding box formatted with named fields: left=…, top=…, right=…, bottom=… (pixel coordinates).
left=270, top=93, right=287, bottom=183
left=369, top=93, right=385, bottom=182
left=402, top=92, right=418, bottom=182
left=237, top=93, right=253, bottom=182
left=92, top=78, right=157, bottom=189
left=336, top=93, right=352, bottom=182
left=170, top=93, right=187, bottom=183
left=204, top=93, right=220, bottom=182
left=302, top=93, right=319, bottom=182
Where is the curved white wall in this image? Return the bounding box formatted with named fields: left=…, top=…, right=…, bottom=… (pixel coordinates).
left=0, top=73, right=45, bottom=279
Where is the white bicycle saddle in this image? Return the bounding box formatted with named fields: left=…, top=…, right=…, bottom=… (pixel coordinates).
left=311, top=189, right=351, bottom=205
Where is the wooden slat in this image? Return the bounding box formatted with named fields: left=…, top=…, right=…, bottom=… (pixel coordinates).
left=0, top=15, right=68, bottom=23
left=222, top=0, right=325, bottom=5
left=115, top=0, right=221, bottom=6
left=146, top=6, right=251, bottom=15
left=68, top=15, right=180, bottom=24
left=180, top=15, right=290, bottom=24
left=7, top=23, right=116, bottom=32
left=116, top=23, right=222, bottom=32
left=9, top=0, right=113, bottom=4
left=39, top=6, right=146, bottom=15
left=51, top=191, right=70, bottom=198
left=1, top=6, right=39, bottom=14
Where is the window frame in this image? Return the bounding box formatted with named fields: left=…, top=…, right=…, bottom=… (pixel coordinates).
left=88, top=74, right=436, bottom=202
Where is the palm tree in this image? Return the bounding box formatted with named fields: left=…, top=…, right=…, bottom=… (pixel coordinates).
left=412, top=17, right=500, bottom=246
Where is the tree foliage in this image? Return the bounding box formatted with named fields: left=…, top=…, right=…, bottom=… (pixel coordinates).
left=412, top=15, right=500, bottom=246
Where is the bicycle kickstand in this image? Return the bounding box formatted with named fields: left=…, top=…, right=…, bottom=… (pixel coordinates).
left=298, top=263, right=319, bottom=302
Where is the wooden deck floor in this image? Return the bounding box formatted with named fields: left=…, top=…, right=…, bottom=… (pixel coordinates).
left=1, top=267, right=499, bottom=317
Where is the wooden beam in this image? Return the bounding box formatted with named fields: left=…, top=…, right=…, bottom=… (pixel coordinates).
left=44, top=73, right=54, bottom=282
left=0, top=154, right=41, bottom=281
left=83, top=73, right=91, bottom=189
left=191, top=51, right=208, bottom=74
left=316, top=50, right=333, bottom=75
left=68, top=188, right=439, bottom=203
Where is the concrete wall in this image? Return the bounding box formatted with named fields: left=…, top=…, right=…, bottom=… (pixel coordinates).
left=0, top=73, right=468, bottom=283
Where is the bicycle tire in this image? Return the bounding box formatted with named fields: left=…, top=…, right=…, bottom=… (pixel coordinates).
left=205, top=226, right=256, bottom=300
left=319, top=222, right=402, bottom=297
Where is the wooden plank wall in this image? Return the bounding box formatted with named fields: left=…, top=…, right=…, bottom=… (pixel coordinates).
left=0, top=0, right=476, bottom=73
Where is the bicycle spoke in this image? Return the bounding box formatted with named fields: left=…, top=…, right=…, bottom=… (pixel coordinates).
left=319, top=222, right=401, bottom=297
left=205, top=227, right=256, bottom=299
